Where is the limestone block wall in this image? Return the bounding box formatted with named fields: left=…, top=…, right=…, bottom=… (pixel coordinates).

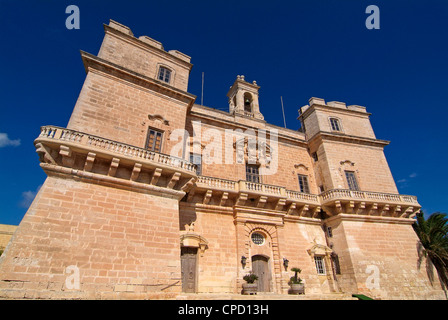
left=185, top=108, right=317, bottom=193
left=0, top=176, right=182, bottom=299
left=0, top=224, right=17, bottom=253
left=325, top=215, right=445, bottom=299
left=67, top=70, right=190, bottom=153
left=281, top=220, right=335, bottom=294
left=313, top=140, right=398, bottom=194
left=97, top=20, right=192, bottom=92
left=180, top=203, right=238, bottom=293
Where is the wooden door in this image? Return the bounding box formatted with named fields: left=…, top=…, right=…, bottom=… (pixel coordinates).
left=252, top=255, right=271, bottom=292
left=181, top=247, right=197, bottom=293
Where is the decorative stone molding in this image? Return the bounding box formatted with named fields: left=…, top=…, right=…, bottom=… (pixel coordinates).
left=180, top=223, right=209, bottom=256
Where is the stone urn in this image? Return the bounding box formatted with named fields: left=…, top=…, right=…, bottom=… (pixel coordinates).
left=289, top=283, right=305, bottom=295
left=288, top=267, right=305, bottom=295
left=242, top=282, right=258, bottom=295
left=242, top=272, right=258, bottom=295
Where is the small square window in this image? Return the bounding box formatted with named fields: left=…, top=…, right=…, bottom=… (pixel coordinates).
left=158, top=67, right=171, bottom=83
left=146, top=128, right=163, bottom=152
left=329, top=118, right=342, bottom=132
left=246, top=164, right=260, bottom=183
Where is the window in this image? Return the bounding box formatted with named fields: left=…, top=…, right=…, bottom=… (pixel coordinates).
left=158, top=67, right=171, bottom=83
left=145, top=128, right=163, bottom=152
left=246, top=164, right=260, bottom=183
left=345, top=171, right=360, bottom=191
left=190, top=153, right=202, bottom=175
left=326, top=226, right=333, bottom=238
left=314, top=256, right=326, bottom=275
left=311, top=152, right=318, bottom=162
left=329, top=118, right=342, bottom=132
left=251, top=232, right=265, bottom=246
left=297, top=174, right=310, bottom=194
left=331, top=253, right=341, bottom=275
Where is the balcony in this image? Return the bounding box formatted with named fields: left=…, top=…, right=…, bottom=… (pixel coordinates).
left=35, top=126, right=421, bottom=219
left=192, top=176, right=420, bottom=219
left=34, top=126, right=197, bottom=198
left=319, top=189, right=420, bottom=218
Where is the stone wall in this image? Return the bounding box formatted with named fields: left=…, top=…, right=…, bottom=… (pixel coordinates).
left=0, top=175, right=182, bottom=299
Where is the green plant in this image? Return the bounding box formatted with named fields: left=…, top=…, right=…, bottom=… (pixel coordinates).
left=413, top=211, right=448, bottom=291
left=289, top=267, right=302, bottom=284
left=243, top=272, right=258, bottom=284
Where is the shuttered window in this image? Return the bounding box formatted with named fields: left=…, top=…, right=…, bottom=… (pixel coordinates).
left=145, top=128, right=163, bottom=152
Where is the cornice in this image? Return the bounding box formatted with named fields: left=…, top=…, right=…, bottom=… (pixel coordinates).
left=307, top=131, right=390, bottom=148
left=103, top=23, right=193, bottom=70
left=298, top=104, right=372, bottom=122
left=80, top=51, right=197, bottom=109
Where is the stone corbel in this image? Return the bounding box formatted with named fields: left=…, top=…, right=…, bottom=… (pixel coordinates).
left=380, top=204, right=390, bottom=216
left=274, top=198, right=286, bottom=211
left=220, top=192, right=229, bottom=206
left=236, top=193, right=248, bottom=206
left=35, top=142, right=57, bottom=165
left=203, top=190, right=212, bottom=205
left=298, top=204, right=309, bottom=217
left=59, top=145, right=75, bottom=167
left=391, top=205, right=402, bottom=217
left=167, top=172, right=181, bottom=189
left=366, top=203, right=378, bottom=216
left=181, top=177, right=196, bottom=192
left=400, top=206, right=414, bottom=218
left=286, top=202, right=296, bottom=215
left=150, top=168, right=162, bottom=185
left=84, top=152, right=96, bottom=171
left=311, top=206, right=321, bottom=218
left=256, top=196, right=268, bottom=208
left=130, top=163, right=142, bottom=181
left=108, top=158, right=120, bottom=177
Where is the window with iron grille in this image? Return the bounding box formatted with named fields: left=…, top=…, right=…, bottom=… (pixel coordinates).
left=314, top=256, right=326, bottom=275
left=251, top=232, right=265, bottom=246
left=145, top=128, right=163, bottom=152
left=329, top=118, right=342, bottom=132
left=158, top=67, right=171, bottom=83
left=345, top=171, right=360, bottom=191
left=298, top=174, right=310, bottom=194
left=246, top=164, right=260, bottom=183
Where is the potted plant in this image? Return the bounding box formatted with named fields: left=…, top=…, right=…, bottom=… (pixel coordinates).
left=288, top=267, right=304, bottom=295
left=242, top=272, right=258, bottom=295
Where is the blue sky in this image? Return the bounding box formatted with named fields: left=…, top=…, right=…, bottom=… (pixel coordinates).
left=0, top=0, right=447, bottom=225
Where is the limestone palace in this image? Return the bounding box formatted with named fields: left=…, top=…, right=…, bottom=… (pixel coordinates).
left=0, top=20, right=444, bottom=299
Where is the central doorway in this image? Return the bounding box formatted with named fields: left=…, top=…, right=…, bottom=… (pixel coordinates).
left=251, top=255, right=271, bottom=292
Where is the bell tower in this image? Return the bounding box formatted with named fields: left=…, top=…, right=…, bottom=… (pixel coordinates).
left=227, top=75, right=264, bottom=120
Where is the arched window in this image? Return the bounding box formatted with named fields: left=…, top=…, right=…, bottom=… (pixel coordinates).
left=244, top=92, right=253, bottom=113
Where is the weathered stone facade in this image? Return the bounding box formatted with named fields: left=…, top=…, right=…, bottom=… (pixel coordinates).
left=0, top=20, right=444, bottom=299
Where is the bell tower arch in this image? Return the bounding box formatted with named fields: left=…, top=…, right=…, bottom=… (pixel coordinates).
left=227, top=75, right=264, bottom=120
